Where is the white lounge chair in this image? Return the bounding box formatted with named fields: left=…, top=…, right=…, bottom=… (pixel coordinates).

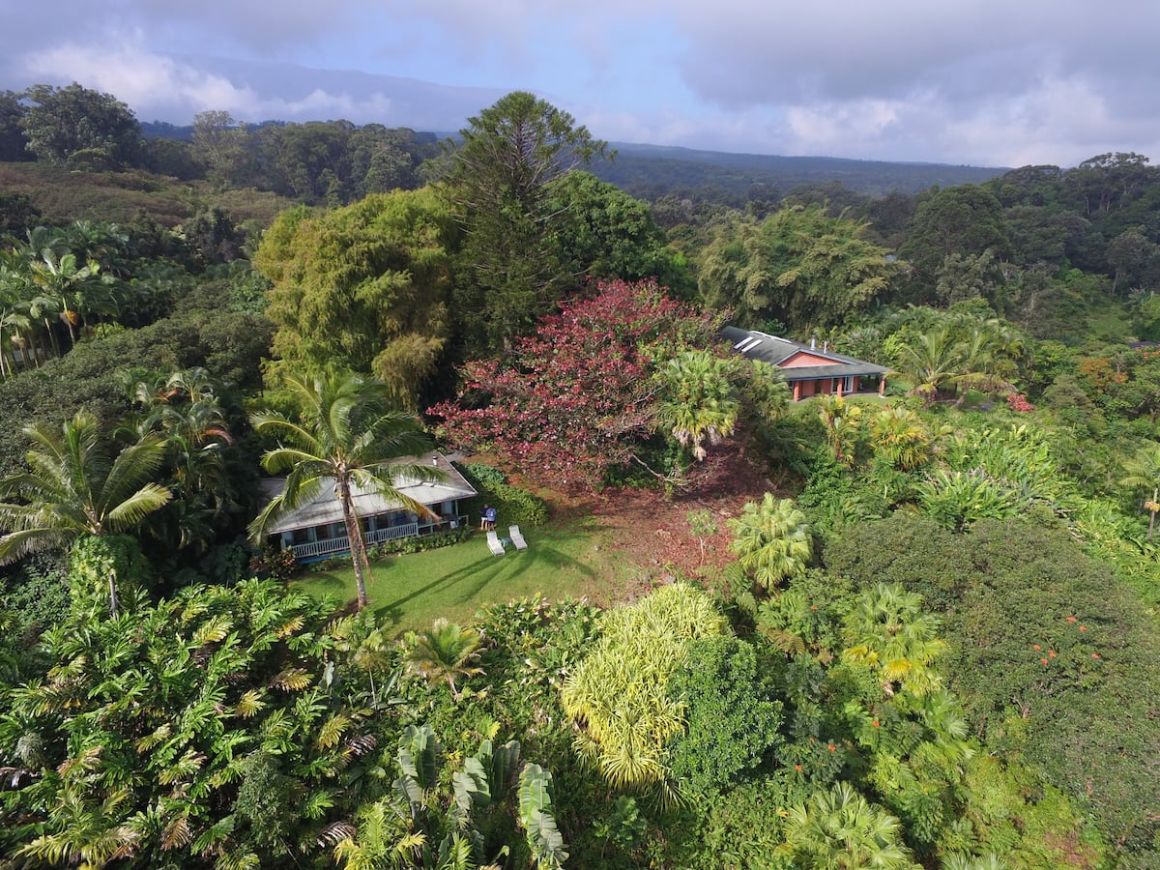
left=486, top=530, right=506, bottom=556
left=509, top=525, right=528, bottom=550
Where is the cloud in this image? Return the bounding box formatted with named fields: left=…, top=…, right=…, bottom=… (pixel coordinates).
left=2, top=1, right=1159, bottom=166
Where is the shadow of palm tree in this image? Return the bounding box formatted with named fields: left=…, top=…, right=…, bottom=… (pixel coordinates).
left=373, top=533, right=597, bottom=627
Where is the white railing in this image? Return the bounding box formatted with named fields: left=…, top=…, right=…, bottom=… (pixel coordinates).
left=287, top=517, right=467, bottom=560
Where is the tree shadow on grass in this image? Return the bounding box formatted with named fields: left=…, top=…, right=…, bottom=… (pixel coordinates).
left=373, top=535, right=596, bottom=629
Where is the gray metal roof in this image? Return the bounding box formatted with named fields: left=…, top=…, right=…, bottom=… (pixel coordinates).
left=721, top=325, right=887, bottom=380
left=261, top=451, right=477, bottom=535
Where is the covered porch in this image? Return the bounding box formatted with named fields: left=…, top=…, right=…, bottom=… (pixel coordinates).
left=259, top=451, right=479, bottom=563
left=280, top=508, right=470, bottom=561
left=791, top=374, right=887, bottom=401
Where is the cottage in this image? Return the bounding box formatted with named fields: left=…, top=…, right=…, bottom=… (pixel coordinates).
left=723, top=326, right=888, bottom=401
left=260, top=451, right=478, bottom=562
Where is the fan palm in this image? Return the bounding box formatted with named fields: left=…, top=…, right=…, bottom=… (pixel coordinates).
left=249, top=369, right=442, bottom=609
left=0, top=411, right=171, bottom=563
left=843, top=584, right=947, bottom=698
left=1120, top=441, right=1160, bottom=540
left=784, top=782, right=917, bottom=869
left=404, top=618, right=484, bottom=700
left=728, top=494, right=812, bottom=591
left=655, top=350, right=739, bottom=461
left=869, top=407, right=933, bottom=471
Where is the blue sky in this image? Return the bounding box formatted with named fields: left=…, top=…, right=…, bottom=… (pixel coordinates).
left=2, top=0, right=1158, bottom=166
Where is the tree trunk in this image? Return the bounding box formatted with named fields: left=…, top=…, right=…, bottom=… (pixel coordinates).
left=108, top=568, right=119, bottom=618
left=338, top=477, right=372, bottom=610
left=1149, top=488, right=1157, bottom=541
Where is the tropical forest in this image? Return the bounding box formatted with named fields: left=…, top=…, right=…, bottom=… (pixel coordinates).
left=0, top=83, right=1156, bottom=869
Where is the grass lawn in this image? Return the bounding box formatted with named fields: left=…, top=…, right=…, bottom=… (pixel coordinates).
left=293, top=522, right=637, bottom=635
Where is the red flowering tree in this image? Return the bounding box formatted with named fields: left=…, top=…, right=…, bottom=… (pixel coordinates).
left=429, top=279, right=716, bottom=489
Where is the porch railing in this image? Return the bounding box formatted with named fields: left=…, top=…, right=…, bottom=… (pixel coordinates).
left=287, top=516, right=468, bottom=560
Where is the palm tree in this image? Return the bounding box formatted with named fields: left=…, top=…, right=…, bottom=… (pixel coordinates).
left=26, top=250, right=99, bottom=348
left=655, top=350, right=739, bottom=461
left=784, top=782, right=917, bottom=869
left=403, top=618, right=485, bottom=700
left=124, top=368, right=238, bottom=551
left=890, top=326, right=1009, bottom=407
left=1120, top=441, right=1160, bottom=540
left=816, top=396, right=863, bottom=466
left=869, top=407, right=933, bottom=471
left=842, top=584, right=947, bottom=698
left=0, top=411, right=172, bottom=614
left=249, top=369, right=442, bottom=610
left=728, top=494, right=812, bottom=592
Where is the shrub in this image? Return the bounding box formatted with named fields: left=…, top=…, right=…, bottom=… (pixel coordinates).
left=249, top=546, right=299, bottom=582
left=561, top=584, right=726, bottom=795
left=666, top=636, right=784, bottom=796
left=825, top=514, right=1160, bottom=860
left=458, top=462, right=549, bottom=528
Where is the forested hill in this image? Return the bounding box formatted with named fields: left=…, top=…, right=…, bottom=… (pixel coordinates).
left=136, top=120, right=1002, bottom=201
left=593, top=141, right=1006, bottom=200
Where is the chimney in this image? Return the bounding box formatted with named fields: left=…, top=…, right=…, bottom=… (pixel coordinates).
left=810, top=337, right=816, bottom=350
left=823, top=341, right=829, bottom=353
left=432, top=456, right=438, bottom=465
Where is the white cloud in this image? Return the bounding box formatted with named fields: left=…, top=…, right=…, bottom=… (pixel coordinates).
left=21, top=40, right=396, bottom=122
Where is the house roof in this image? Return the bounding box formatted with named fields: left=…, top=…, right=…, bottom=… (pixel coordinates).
left=261, top=451, right=478, bottom=535
left=721, top=326, right=888, bottom=381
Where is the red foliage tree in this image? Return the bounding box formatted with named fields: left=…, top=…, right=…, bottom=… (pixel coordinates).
left=429, top=279, right=714, bottom=489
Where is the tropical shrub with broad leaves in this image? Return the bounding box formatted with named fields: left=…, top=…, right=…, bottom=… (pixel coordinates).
left=0, top=579, right=388, bottom=866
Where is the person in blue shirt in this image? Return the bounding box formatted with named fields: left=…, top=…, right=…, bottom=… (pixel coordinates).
left=485, top=505, right=498, bottom=530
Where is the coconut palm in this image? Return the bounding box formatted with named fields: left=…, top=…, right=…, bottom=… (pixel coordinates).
left=0, top=411, right=172, bottom=615
left=404, top=618, right=485, bottom=701
left=784, top=782, right=917, bottom=869
left=249, top=369, right=442, bottom=609
left=728, top=494, right=812, bottom=592
left=1120, top=441, right=1160, bottom=540
left=26, top=249, right=100, bottom=348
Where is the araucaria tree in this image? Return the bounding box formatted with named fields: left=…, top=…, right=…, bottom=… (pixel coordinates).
left=249, top=370, right=442, bottom=609
left=441, top=91, right=607, bottom=352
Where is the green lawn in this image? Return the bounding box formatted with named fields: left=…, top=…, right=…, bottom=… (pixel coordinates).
left=293, top=523, right=635, bottom=634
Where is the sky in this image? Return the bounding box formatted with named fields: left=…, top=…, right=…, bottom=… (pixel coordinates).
left=2, top=0, right=1158, bottom=167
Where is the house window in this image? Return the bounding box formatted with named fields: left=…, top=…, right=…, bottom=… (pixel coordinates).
left=844, top=376, right=855, bottom=393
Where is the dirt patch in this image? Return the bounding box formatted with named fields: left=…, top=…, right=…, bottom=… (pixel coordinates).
left=528, top=449, right=781, bottom=582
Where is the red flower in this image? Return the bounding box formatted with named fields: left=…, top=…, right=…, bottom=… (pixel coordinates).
left=827, top=743, right=837, bottom=752
left=1079, top=625, right=1087, bottom=632
left=1091, top=652, right=1101, bottom=660
left=794, top=764, right=803, bottom=773
left=1040, top=658, right=1049, bottom=666
left=1032, top=643, right=1042, bottom=651
left=1048, top=650, right=1057, bottom=659
left=1065, top=615, right=1077, bottom=623
left=871, top=719, right=880, bottom=728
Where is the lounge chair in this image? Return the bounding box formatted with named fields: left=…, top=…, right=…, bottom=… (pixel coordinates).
left=487, top=530, right=506, bottom=556
left=509, top=525, right=528, bottom=550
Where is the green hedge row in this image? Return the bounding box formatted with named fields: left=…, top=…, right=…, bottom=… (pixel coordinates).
left=456, top=462, right=549, bottom=528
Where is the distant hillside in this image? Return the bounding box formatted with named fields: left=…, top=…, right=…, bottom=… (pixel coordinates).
left=594, top=142, right=1007, bottom=200
left=0, top=162, right=294, bottom=228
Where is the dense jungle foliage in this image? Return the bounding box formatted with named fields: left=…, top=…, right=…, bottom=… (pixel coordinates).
left=0, top=83, right=1157, bottom=868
